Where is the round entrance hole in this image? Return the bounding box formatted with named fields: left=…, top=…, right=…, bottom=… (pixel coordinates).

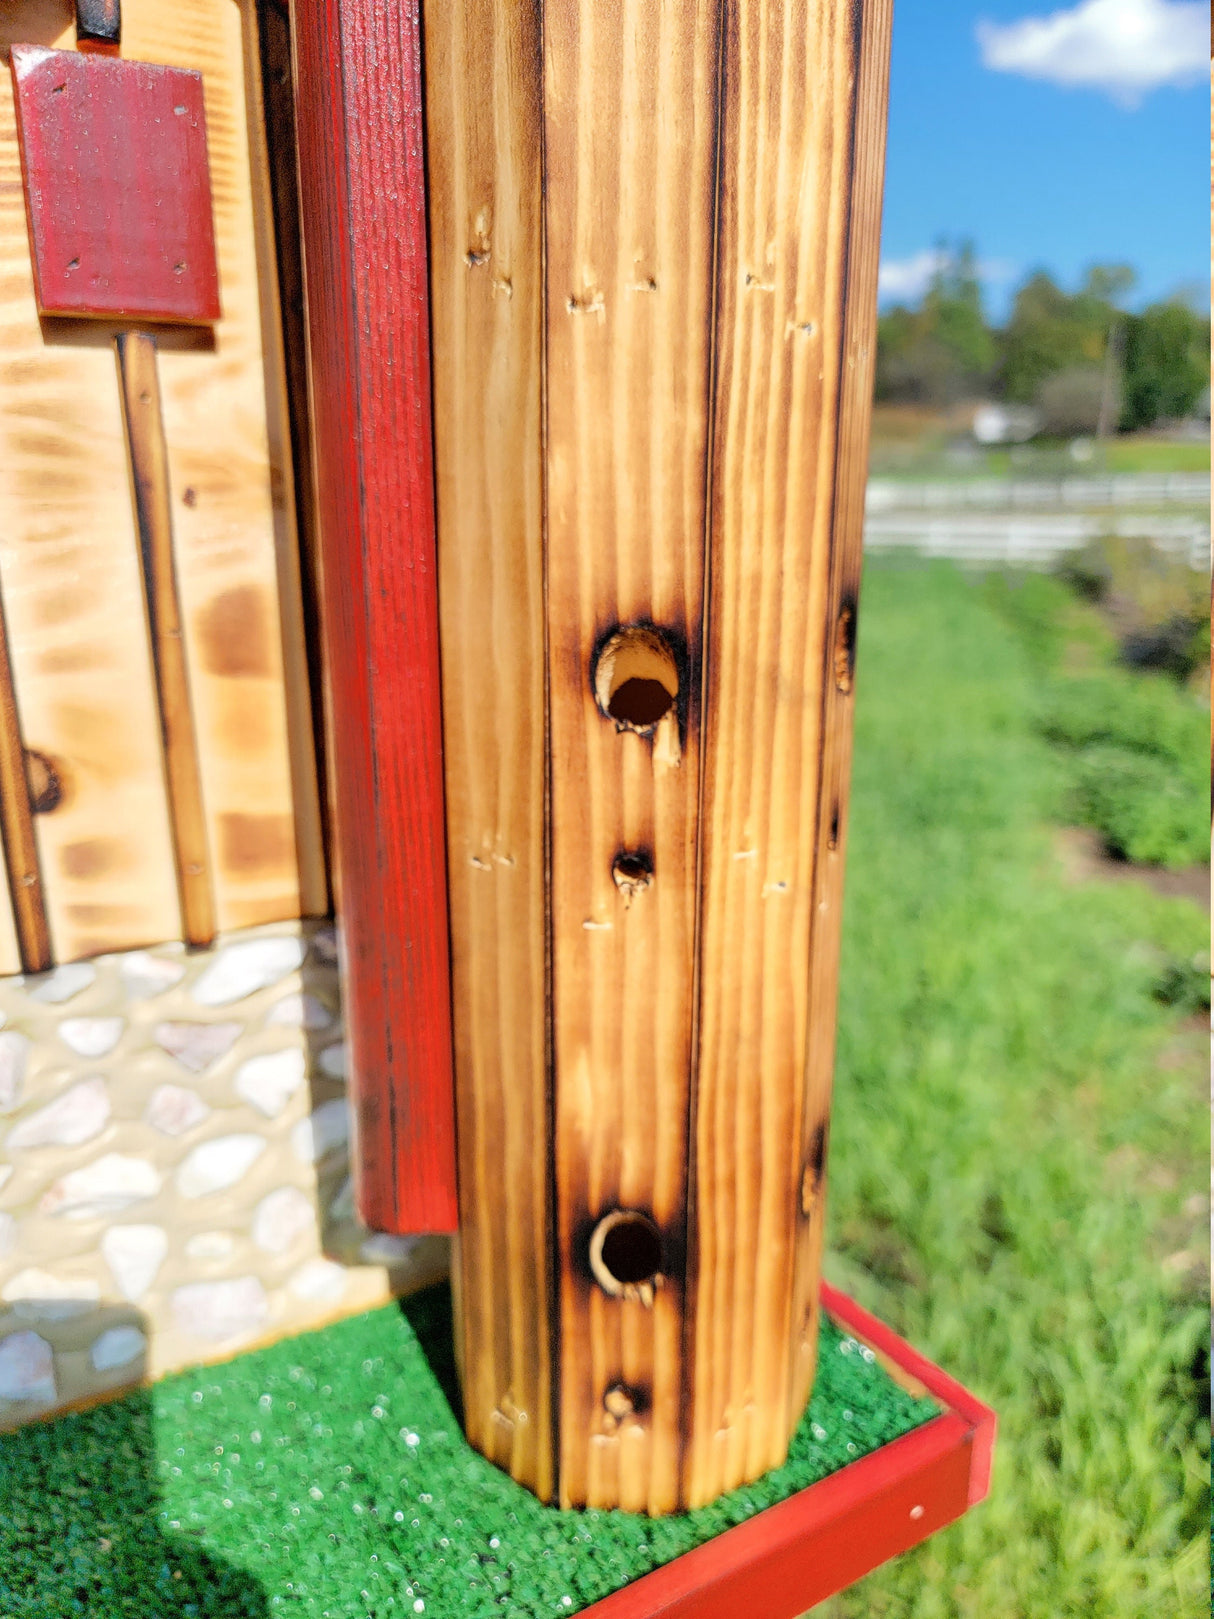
left=589, top=1209, right=663, bottom=1304
left=593, top=627, right=679, bottom=733
left=611, top=849, right=653, bottom=904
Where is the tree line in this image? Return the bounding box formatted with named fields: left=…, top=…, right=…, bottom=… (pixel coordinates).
left=876, top=243, right=1210, bottom=435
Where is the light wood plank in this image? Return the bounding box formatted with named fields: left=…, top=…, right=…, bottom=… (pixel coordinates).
left=684, top=0, right=876, bottom=1508
left=423, top=0, right=553, bottom=1500
left=0, top=593, right=47, bottom=972
left=785, top=0, right=894, bottom=1440
left=545, top=0, right=721, bottom=1514
left=0, top=0, right=324, bottom=961
left=150, top=0, right=320, bottom=932
left=239, top=0, right=329, bottom=920
left=115, top=329, right=216, bottom=946
left=0, top=4, right=183, bottom=962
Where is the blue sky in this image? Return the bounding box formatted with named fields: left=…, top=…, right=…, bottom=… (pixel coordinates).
left=878, top=0, right=1209, bottom=319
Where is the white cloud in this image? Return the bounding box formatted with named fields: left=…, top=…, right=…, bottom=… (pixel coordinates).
left=977, top=0, right=1208, bottom=106
left=878, top=251, right=1015, bottom=305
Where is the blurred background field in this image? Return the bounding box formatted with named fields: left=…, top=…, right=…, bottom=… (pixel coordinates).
left=813, top=556, right=1208, bottom=1617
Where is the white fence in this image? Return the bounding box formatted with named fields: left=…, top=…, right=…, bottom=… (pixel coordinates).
left=863, top=510, right=1210, bottom=573
left=866, top=472, right=1211, bottom=514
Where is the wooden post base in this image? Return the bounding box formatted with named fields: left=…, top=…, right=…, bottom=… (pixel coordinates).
left=575, top=1284, right=996, bottom=1619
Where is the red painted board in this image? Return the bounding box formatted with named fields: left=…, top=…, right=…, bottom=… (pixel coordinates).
left=290, top=0, right=458, bottom=1232
left=578, top=1287, right=996, bottom=1619
left=9, top=44, right=219, bottom=325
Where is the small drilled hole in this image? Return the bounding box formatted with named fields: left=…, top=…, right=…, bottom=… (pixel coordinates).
left=66, top=257, right=79, bottom=272
left=611, top=850, right=653, bottom=904
left=593, top=627, right=678, bottom=734
left=24, top=749, right=63, bottom=814
left=589, top=1210, right=663, bottom=1303
left=833, top=602, right=856, bottom=694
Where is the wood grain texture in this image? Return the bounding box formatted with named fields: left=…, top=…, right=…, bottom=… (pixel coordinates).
left=292, top=0, right=459, bottom=1232
left=544, top=0, right=721, bottom=1514
left=423, top=0, right=553, bottom=1495
left=784, top=0, right=893, bottom=1443
left=683, top=0, right=887, bottom=1508
left=251, top=0, right=331, bottom=912
left=0, top=1, right=183, bottom=962
left=0, top=593, right=49, bottom=972
left=577, top=1284, right=995, bottom=1619
left=0, top=0, right=323, bottom=961
left=158, top=0, right=324, bottom=934
left=10, top=44, right=221, bottom=325
left=115, top=329, right=215, bottom=946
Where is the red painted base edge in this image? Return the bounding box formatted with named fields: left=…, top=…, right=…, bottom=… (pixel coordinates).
left=579, top=1286, right=997, bottom=1619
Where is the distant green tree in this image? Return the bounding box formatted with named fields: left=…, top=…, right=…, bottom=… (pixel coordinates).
left=874, top=240, right=995, bottom=405
left=1119, top=299, right=1210, bottom=430
left=997, top=267, right=1126, bottom=405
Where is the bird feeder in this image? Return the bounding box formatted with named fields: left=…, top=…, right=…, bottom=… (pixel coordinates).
left=292, top=0, right=892, bottom=1515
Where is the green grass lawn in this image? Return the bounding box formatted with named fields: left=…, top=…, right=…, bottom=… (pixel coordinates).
left=869, top=429, right=1209, bottom=480
left=818, top=560, right=1209, bottom=1617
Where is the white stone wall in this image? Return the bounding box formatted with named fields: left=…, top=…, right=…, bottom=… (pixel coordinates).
left=0, top=919, right=448, bottom=1428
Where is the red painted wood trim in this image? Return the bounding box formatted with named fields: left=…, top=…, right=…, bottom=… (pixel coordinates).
left=578, top=1289, right=996, bottom=1618
left=289, top=0, right=457, bottom=1233
left=820, top=1282, right=997, bottom=1507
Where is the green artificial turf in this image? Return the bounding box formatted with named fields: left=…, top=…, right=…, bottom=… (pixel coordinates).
left=0, top=1286, right=936, bottom=1618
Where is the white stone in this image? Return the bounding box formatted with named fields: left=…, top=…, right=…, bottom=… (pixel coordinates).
left=0, top=1331, right=55, bottom=1403
left=58, top=1017, right=124, bottom=1058
left=154, top=1021, right=241, bottom=1074
left=170, top=1276, right=268, bottom=1342
left=144, top=1084, right=211, bottom=1138
left=41, top=1153, right=161, bottom=1219
left=0, top=1165, right=12, bottom=1194
left=360, top=1232, right=420, bottom=1266
left=252, top=1185, right=315, bottom=1254
left=288, top=1257, right=347, bottom=1304
left=192, top=936, right=305, bottom=1007
left=120, top=951, right=186, bottom=1000
left=317, top=1042, right=348, bottom=1080
left=176, top=1134, right=266, bottom=1198
left=291, top=1099, right=350, bottom=1164
left=90, top=1325, right=147, bottom=1372
left=6, top=1076, right=110, bottom=1150
left=234, top=1048, right=306, bottom=1118
left=26, top=962, right=95, bottom=1005
left=0, top=1213, right=12, bottom=1258
left=184, top=1230, right=236, bottom=1260
left=266, top=993, right=333, bottom=1032
left=0, top=1032, right=30, bottom=1114
left=3, top=1269, right=100, bottom=1320
left=101, top=1224, right=168, bottom=1302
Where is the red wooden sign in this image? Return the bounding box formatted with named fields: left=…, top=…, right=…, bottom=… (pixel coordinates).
left=10, top=43, right=219, bottom=325
left=290, top=0, right=458, bottom=1232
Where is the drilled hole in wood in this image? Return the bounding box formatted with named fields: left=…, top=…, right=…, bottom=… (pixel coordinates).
left=593, top=627, right=678, bottom=733
left=24, top=750, right=63, bottom=814
left=611, top=850, right=653, bottom=904
left=833, top=601, right=856, bottom=694
left=589, top=1210, right=663, bottom=1304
